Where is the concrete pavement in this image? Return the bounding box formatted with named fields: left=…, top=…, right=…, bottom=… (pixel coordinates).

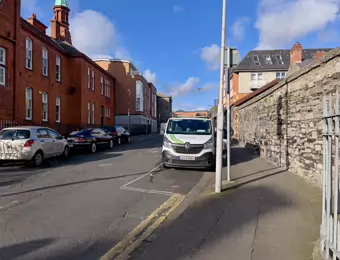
left=130, top=146, right=322, bottom=260
left=0, top=135, right=205, bottom=260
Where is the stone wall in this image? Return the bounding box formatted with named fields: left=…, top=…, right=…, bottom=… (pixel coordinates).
left=235, top=48, right=340, bottom=186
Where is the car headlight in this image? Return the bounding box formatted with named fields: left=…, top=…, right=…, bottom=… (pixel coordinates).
left=163, top=136, right=172, bottom=148
left=204, top=138, right=213, bottom=149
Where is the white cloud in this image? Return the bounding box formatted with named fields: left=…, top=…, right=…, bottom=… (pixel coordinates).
left=173, top=5, right=184, bottom=13
left=143, top=69, right=157, bottom=85
left=231, top=17, right=250, bottom=42
left=256, top=0, right=340, bottom=49
left=200, top=44, right=220, bottom=70
left=173, top=102, right=208, bottom=111
left=170, top=77, right=200, bottom=98
left=70, top=10, right=130, bottom=59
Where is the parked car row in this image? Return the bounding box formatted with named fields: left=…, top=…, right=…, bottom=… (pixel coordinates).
left=0, top=125, right=131, bottom=167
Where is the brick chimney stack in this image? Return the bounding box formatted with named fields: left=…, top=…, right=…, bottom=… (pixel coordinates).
left=290, top=42, right=303, bottom=65
left=50, top=0, right=72, bottom=44
left=314, top=51, right=326, bottom=60
left=27, top=13, right=48, bottom=34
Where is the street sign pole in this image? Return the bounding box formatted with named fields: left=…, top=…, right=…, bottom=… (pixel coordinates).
left=215, top=0, right=227, bottom=193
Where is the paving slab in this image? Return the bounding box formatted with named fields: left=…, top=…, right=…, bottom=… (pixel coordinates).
left=131, top=146, right=322, bottom=260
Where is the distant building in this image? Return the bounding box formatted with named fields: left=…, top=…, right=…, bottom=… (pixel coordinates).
left=172, top=110, right=209, bottom=117
left=228, top=43, right=333, bottom=107
left=94, top=59, right=158, bottom=134
left=157, top=92, right=172, bottom=127
left=214, top=98, right=218, bottom=106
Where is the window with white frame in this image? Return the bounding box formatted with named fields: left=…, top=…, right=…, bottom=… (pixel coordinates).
left=275, top=54, right=284, bottom=65
left=87, top=67, right=91, bottom=89
left=136, top=81, right=144, bottom=111
left=56, top=55, right=61, bottom=81
left=104, top=78, right=110, bottom=97
left=251, top=72, right=263, bottom=80
left=26, top=38, right=33, bottom=69
left=92, top=103, right=95, bottom=124
left=42, top=92, right=48, bottom=121
left=104, top=107, right=110, bottom=118
left=56, top=96, right=61, bottom=122
left=87, top=102, right=91, bottom=124
left=92, top=69, right=95, bottom=91
left=276, top=72, right=286, bottom=79
left=264, top=54, right=272, bottom=65
left=0, top=47, right=6, bottom=86
left=42, top=47, right=48, bottom=76
left=100, top=75, right=104, bottom=95
left=253, top=55, right=260, bottom=65
left=26, top=88, right=33, bottom=120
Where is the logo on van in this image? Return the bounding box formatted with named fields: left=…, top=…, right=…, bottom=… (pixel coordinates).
left=184, top=142, right=190, bottom=149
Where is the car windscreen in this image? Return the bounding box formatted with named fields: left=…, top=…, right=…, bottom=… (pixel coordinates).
left=69, top=129, right=91, bottom=136
left=166, top=119, right=212, bottom=135
left=0, top=129, right=31, bottom=140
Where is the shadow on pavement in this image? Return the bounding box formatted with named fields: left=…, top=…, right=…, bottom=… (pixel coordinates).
left=0, top=170, right=150, bottom=197
left=230, top=146, right=259, bottom=166
left=128, top=185, right=293, bottom=260
left=0, top=238, right=55, bottom=260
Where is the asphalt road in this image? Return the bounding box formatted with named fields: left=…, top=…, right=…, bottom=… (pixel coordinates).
left=0, top=135, right=204, bottom=260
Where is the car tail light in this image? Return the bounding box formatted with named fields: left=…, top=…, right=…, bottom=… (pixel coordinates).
left=76, top=138, right=86, bottom=142
left=24, top=139, right=34, bottom=147
left=112, top=131, right=117, bottom=136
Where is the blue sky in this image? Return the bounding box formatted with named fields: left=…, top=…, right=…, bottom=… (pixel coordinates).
left=21, top=0, right=340, bottom=111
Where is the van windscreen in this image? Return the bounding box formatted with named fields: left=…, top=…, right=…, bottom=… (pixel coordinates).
left=166, top=119, right=211, bottom=135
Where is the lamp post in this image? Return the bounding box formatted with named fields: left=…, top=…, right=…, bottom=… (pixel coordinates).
left=127, top=89, right=131, bottom=132
left=215, top=0, right=228, bottom=193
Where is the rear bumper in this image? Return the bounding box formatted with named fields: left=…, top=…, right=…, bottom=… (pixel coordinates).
left=162, top=150, right=215, bottom=169
left=0, top=149, right=34, bottom=162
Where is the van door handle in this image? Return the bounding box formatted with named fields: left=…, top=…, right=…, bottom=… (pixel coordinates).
left=52, top=140, right=56, bottom=142
left=40, top=140, right=44, bottom=142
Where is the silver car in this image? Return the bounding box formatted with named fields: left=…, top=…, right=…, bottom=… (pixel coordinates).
left=0, top=126, right=70, bottom=167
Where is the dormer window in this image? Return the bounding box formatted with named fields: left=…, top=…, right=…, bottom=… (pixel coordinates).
left=253, top=55, right=260, bottom=65
left=264, top=55, right=272, bottom=65
left=275, top=54, right=284, bottom=64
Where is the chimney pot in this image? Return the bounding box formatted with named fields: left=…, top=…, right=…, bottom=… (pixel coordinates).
left=290, top=42, right=303, bottom=65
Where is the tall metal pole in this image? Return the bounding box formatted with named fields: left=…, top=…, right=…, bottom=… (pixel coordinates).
left=215, top=0, right=227, bottom=193
left=227, top=65, right=231, bottom=182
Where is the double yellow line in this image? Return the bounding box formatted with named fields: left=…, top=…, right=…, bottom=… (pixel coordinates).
left=100, top=194, right=185, bottom=260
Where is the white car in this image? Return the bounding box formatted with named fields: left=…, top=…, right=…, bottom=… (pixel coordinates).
left=0, top=126, right=70, bottom=167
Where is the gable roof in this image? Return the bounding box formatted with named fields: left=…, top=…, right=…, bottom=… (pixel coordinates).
left=233, top=48, right=333, bottom=72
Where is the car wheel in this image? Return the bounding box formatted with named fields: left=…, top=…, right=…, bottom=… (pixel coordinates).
left=90, top=142, right=97, bottom=153
left=118, top=137, right=121, bottom=145
left=109, top=139, right=114, bottom=149
left=32, top=151, right=44, bottom=167
left=63, top=146, right=70, bottom=157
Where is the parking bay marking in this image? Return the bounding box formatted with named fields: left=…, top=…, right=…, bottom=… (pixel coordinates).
left=120, top=163, right=178, bottom=196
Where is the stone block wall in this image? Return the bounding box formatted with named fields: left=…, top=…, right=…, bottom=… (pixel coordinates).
left=235, top=48, right=340, bottom=186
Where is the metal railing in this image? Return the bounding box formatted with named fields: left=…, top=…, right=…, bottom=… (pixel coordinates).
left=321, top=91, right=340, bottom=259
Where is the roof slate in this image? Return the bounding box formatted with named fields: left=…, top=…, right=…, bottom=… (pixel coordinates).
left=234, top=48, right=333, bottom=72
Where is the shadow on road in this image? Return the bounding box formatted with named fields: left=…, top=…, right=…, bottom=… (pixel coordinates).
left=0, top=135, right=163, bottom=188
left=0, top=238, right=55, bottom=260
left=0, top=170, right=151, bottom=198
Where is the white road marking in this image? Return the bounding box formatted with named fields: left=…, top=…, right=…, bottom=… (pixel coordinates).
left=121, top=163, right=162, bottom=188
left=148, top=148, right=158, bottom=152
left=98, top=163, right=113, bottom=167
left=0, top=201, right=18, bottom=209
left=120, top=163, right=179, bottom=196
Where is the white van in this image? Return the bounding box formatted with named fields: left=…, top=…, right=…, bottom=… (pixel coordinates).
left=161, top=116, right=225, bottom=169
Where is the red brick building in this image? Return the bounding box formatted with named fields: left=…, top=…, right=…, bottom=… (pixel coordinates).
left=95, top=59, right=158, bottom=133
left=0, top=0, right=115, bottom=133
